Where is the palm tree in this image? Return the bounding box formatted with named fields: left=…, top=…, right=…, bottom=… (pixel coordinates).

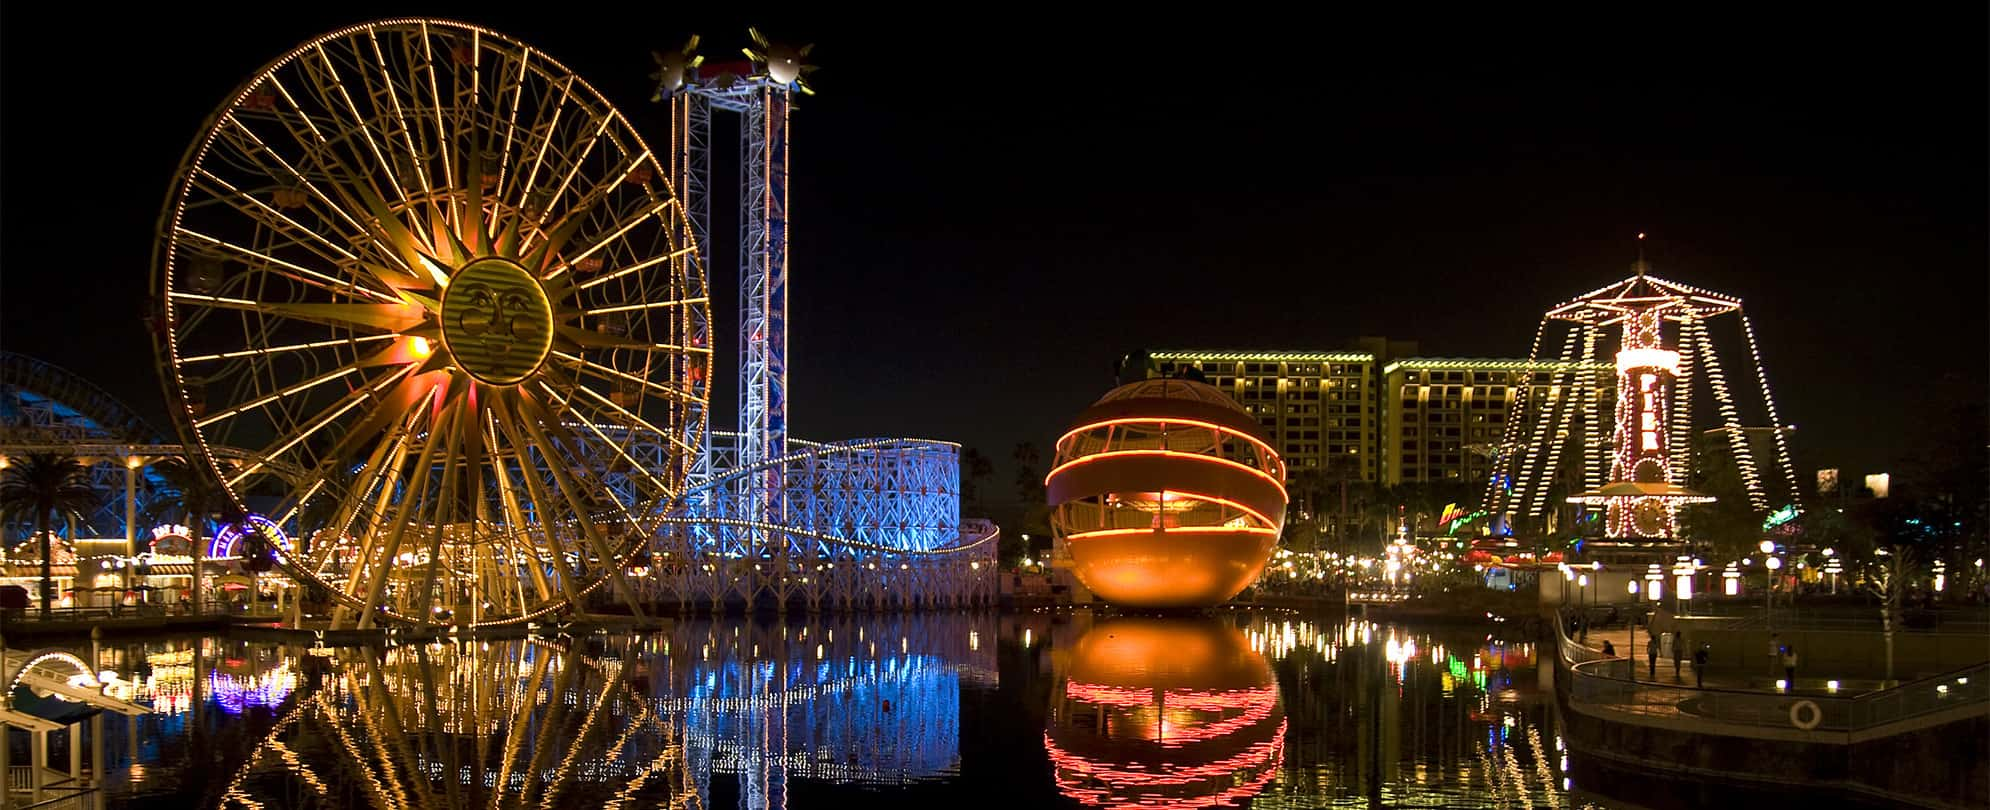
left=146, top=460, right=230, bottom=615
left=0, top=453, right=98, bottom=620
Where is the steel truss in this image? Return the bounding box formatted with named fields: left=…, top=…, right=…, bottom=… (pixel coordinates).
left=637, top=435, right=997, bottom=613
left=1, top=351, right=191, bottom=539
left=656, top=57, right=989, bottom=613
left=672, top=76, right=787, bottom=519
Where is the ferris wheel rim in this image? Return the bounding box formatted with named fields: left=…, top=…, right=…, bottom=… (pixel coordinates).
left=152, top=17, right=710, bottom=627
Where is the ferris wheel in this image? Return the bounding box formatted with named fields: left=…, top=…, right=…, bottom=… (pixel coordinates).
left=151, top=19, right=710, bottom=627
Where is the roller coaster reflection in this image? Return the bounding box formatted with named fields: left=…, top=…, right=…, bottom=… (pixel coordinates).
left=219, top=614, right=995, bottom=809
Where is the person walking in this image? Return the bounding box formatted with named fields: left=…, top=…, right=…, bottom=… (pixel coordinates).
left=1768, top=632, right=1782, bottom=678
left=1782, top=645, right=1798, bottom=688
left=1693, top=643, right=1710, bottom=688
left=1672, top=632, right=1684, bottom=680
left=1647, top=632, right=1660, bottom=679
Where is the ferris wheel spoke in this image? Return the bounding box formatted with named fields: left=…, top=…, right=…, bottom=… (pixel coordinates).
left=318, top=416, right=422, bottom=575
left=184, top=168, right=392, bottom=290
left=311, top=44, right=412, bottom=209
left=178, top=333, right=398, bottom=364
left=553, top=324, right=705, bottom=355
left=542, top=197, right=678, bottom=281
left=194, top=360, right=366, bottom=429
left=362, top=30, right=437, bottom=204
left=567, top=246, right=697, bottom=292
left=260, top=75, right=332, bottom=153
left=538, top=143, right=648, bottom=246
left=228, top=364, right=422, bottom=487
left=511, top=399, right=649, bottom=612
left=487, top=397, right=590, bottom=606
left=486, top=415, right=558, bottom=606
left=280, top=369, right=439, bottom=499
left=410, top=393, right=474, bottom=612
left=213, top=113, right=404, bottom=271
left=353, top=397, right=452, bottom=627
left=525, top=138, right=653, bottom=247
left=236, top=298, right=427, bottom=334
left=527, top=112, right=616, bottom=237
left=270, top=477, right=325, bottom=535
left=412, top=24, right=459, bottom=226
left=536, top=381, right=677, bottom=504
left=551, top=352, right=700, bottom=405
left=488, top=45, right=533, bottom=209
left=338, top=427, right=424, bottom=610
left=563, top=382, right=701, bottom=463
left=505, top=75, right=578, bottom=220
left=170, top=224, right=400, bottom=305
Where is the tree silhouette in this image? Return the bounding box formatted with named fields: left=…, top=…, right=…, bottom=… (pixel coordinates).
left=0, top=454, right=97, bottom=619
left=960, top=446, right=994, bottom=515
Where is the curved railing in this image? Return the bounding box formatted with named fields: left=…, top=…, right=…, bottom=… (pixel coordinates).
left=1555, top=607, right=1990, bottom=738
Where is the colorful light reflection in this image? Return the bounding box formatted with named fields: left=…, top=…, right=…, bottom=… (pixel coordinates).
left=1048, top=619, right=1285, bottom=809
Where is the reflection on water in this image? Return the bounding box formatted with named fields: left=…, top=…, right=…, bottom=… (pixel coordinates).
left=1047, top=619, right=1285, bottom=808
left=84, top=612, right=1609, bottom=809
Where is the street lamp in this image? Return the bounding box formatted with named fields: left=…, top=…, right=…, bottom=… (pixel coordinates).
left=1764, top=555, right=1783, bottom=627
left=1673, top=555, right=1695, bottom=613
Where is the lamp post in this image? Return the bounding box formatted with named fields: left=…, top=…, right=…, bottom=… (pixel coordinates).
left=124, top=457, right=141, bottom=598
left=1627, top=579, right=1641, bottom=679
left=1764, top=555, right=1783, bottom=631
left=1758, top=539, right=1777, bottom=626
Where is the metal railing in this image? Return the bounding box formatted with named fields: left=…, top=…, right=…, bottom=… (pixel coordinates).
left=0, top=597, right=269, bottom=624
left=1556, top=607, right=1990, bottom=737
left=6, top=772, right=101, bottom=810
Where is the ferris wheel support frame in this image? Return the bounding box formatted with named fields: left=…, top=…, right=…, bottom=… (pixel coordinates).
left=151, top=19, right=709, bottom=629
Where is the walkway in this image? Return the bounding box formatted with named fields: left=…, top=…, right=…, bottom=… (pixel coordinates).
left=1567, top=624, right=1721, bottom=686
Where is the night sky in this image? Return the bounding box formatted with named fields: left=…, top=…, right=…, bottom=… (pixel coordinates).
left=2, top=7, right=1982, bottom=523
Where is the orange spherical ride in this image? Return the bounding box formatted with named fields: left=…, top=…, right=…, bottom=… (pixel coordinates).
left=1048, top=379, right=1287, bottom=609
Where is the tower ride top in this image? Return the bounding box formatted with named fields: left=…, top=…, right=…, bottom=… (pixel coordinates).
left=656, top=30, right=813, bottom=494
left=1485, top=239, right=1800, bottom=543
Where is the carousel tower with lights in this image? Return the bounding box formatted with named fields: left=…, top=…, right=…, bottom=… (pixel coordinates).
left=1485, top=236, right=1801, bottom=551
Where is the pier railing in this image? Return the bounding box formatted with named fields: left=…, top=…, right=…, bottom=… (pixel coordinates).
left=1556, top=608, right=1990, bottom=738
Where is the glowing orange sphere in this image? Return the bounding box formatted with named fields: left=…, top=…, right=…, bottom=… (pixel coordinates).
left=1048, top=379, right=1287, bottom=608
left=1046, top=619, right=1285, bottom=808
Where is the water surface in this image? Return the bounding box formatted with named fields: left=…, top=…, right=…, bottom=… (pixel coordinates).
left=74, top=610, right=1606, bottom=808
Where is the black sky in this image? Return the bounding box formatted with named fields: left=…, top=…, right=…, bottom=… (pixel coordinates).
left=2, top=7, right=1983, bottom=522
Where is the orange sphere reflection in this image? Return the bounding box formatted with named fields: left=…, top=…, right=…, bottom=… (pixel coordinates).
left=1046, top=619, right=1285, bottom=809
left=1048, top=379, right=1287, bottom=608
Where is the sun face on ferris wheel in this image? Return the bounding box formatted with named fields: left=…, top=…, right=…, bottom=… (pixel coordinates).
left=152, top=19, right=710, bottom=627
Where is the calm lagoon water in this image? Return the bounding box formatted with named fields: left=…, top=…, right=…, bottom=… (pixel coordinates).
left=77, top=610, right=1609, bottom=808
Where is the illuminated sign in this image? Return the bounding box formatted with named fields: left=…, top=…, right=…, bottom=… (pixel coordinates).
left=1761, top=504, right=1799, bottom=531
left=209, top=515, right=292, bottom=560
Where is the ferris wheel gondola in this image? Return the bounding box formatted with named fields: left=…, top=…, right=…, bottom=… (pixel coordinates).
left=152, top=19, right=710, bottom=627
